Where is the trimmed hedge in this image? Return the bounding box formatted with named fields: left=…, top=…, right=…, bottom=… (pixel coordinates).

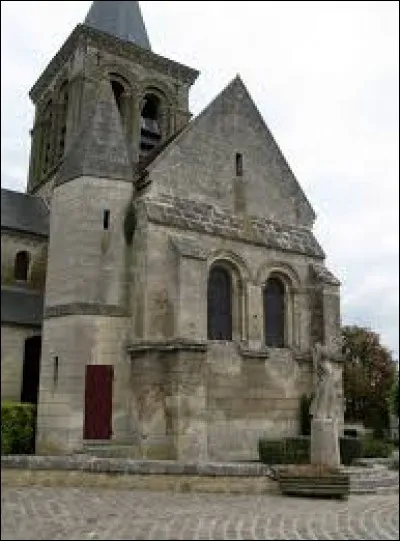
left=284, top=436, right=310, bottom=464
left=340, top=436, right=362, bottom=465
left=1, top=402, right=36, bottom=455
left=258, top=440, right=283, bottom=464
left=259, top=435, right=363, bottom=465
left=299, top=394, right=312, bottom=436
left=258, top=437, right=310, bottom=465
left=361, top=437, right=394, bottom=458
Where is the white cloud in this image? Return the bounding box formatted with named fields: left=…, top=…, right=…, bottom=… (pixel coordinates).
left=1, top=0, right=398, bottom=358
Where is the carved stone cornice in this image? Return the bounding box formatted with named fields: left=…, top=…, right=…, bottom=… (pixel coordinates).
left=30, top=24, right=199, bottom=104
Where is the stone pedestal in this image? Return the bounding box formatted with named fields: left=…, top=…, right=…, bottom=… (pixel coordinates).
left=311, top=418, right=340, bottom=467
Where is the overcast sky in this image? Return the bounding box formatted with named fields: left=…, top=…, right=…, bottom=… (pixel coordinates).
left=1, top=1, right=399, bottom=359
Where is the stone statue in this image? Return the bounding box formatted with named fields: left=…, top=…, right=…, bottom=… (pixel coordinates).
left=310, top=340, right=343, bottom=467
left=310, top=343, right=341, bottom=422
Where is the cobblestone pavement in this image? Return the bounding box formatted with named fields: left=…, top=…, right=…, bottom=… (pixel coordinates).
left=1, top=486, right=398, bottom=540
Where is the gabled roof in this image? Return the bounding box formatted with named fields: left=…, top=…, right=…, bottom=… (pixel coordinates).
left=1, top=287, right=44, bottom=327
left=84, top=0, right=151, bottom=49
left=1, top=189, right=49, bottom=237
left=142, top=75, right=316, bottom=225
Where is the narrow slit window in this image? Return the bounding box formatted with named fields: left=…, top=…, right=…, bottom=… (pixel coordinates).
left=103, top=209, right=110, bottom=230
left=53, top=356, right=59, bottom=388
left=235, top=153, right=243, bottom=176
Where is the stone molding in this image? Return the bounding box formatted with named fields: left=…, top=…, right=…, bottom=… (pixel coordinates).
left=169, top=235, right=208, bottom=260
left=127, top=338, right=208, bottom=356
left=145, top=195, right=325, bottom=259
left=44, top=303, right=128, bottom=318
left=30, top=25, right=199, bottom=103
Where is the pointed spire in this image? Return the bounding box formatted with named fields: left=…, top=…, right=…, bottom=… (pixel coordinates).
left=55, top=79, right=132, bottom=186
left=84, top=1, right=151, bottom=49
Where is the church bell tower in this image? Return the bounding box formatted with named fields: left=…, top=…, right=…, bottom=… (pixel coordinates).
left=26, top=0, right=199, bottom=197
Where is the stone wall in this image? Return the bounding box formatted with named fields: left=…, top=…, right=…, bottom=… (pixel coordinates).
left=145, top=77, right=315, bottom=227
left=206, top=343, right=313, bottom=461
left=1, top=325, right=40, bottom=401
left=1, top=231, right=47, bottom=290
left=36, top=314, right=130, bottom=454
left=141, top=220, right=317, bottom=351
left=44, top=176, right=133, bottom=308
left=127, top=342, right=313, bottom=461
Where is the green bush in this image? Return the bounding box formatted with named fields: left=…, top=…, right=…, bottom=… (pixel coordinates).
left=340, top=436, right=362, bottom=465
left=258, top=439, right=284, bottom=464
left=284, top=436, right=310, bottom=464
left=258, top=437, right=310, bottom=465
left=299, top=394, right=312, bottom=436
left=361, top=437, right=394, bottom=458
left=259, top=435, right=365, bottom=466
left=1, top=402, right=36, bottom=455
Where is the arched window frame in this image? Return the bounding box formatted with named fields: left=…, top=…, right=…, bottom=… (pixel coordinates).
left=256, top=262, right=301, bottom=350
left=42, top=99, right=53, bottom=175
left=263, top=275, right=287, bottom=348
left=207, top=265, right=233, bottom=341
left=207, top=256, right=248, bottom=342
left=109, top=72, right=131, bottom=129
left=139, top=86, right=169, bottom=154
left=57, top=80, right=69, bottom=161
left=14, top=251, right=30, bottom=282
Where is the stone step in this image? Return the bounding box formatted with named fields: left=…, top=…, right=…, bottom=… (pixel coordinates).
left=83, top=443, right=141, bottom=459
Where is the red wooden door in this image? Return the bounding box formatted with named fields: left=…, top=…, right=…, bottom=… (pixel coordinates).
left=84, top=365, right=113, bottom=440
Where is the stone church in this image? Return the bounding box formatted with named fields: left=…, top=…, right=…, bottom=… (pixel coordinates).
left=1, top=1, right=342, bottom=460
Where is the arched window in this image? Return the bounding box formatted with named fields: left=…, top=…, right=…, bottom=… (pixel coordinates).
left=57, top=82, right=69, bottom=161
left=207, top=266, right=232, bottom=340
left=42, top=100, right=53, bottom=175
left=140, top=93, right=162, bottom=153
left=14, top=251, right=30, bottom=282
left=109, top=74, right=130, bottom=129
left=264, top=276, right=285, bottom=347
left=111, top=80, right=125, bottom=114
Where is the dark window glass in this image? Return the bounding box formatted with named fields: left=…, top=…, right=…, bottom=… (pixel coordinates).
left=14, top=251, right=30, bottom=281
left=111, top=80, right=125, bottom=113
left=264, top=277, right=285, bottom=347
left=207, top=266, right=232, bottom=340
left=103, top=209, right=110, bottom=230
left=236, top=153, right=243, bottom=176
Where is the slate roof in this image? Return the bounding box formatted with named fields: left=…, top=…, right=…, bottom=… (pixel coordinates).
left=1, top=287, right=44, bottom=327
left=1, top=189, right=49, bottom=237
left=84, top=0, right=151, bottom=49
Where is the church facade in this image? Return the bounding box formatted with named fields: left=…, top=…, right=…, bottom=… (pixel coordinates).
left=1, top=1, right=343, bottom=460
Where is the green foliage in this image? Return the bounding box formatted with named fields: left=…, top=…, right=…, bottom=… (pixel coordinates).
left=361, top=436, right=394, bottom=458
left=342, top=325, right=396, bottom=433
left=258, top=437, right=310, bottom=465
left=390, top=377, right=399, bottom=416
left=299, top=394, right=312, bottom=436
left=258, top=440, right=284, bottom=464
left=284, top=437, right=310, bottom=464
left=1, top=402, right=36, bottom=455
left=259, top=436, right=364, bottom=466
left=340, top=436, right=362, bottom=465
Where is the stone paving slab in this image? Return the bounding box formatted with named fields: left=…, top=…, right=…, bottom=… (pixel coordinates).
left=1, top=484, right=399, bottom=540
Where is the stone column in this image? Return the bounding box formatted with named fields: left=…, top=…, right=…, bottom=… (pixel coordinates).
left=172, top=350, right=207, bottom=461
left=246, top=282, right=263, bottom=349
left=311, top=418, right=340, bottom=467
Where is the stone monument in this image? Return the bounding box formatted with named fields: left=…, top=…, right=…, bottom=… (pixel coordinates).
left=310, top=340, right=343, bottom=467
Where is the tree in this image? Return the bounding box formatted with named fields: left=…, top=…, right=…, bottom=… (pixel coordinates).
left=342, top=325, right=396, bottom=438
left=390, top=376, right=399, bottom=417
